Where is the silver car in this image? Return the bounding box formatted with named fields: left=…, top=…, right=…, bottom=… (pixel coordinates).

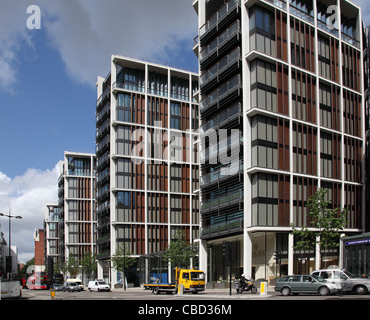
left=275, top=275, right=341, bottom=296
left=63, top=282, right=81, bottom=292
left=312, top=269, right=370, bottom=295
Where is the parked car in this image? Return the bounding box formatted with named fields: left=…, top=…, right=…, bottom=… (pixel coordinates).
left=88, top=280, right=110, bottom=292
left=63, top=282, right=81, bottom=292
left=311, top=269, right=370, bottom=295
left=274, top=275, right=341, bottom=296
left=66, top=278, right=84, bottom=291
left=51, top=283, right=63, bottom=291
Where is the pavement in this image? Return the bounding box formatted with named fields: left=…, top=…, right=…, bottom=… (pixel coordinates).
left=111, top=285, right=275, bottom=298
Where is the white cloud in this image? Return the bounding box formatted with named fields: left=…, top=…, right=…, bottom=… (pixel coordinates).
left=0, top=164, right=60, bottom=263
left=0, top=0, right=198, bottom=91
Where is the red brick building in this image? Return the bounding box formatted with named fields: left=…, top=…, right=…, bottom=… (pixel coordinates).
left=33, top=229, right=45, bottom=272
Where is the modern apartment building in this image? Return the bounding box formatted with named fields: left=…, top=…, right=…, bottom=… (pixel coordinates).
left=364, top=26, right=370, bottom=233
left=194, top=0, right=366, bottom=283
left=95, top=56, right=200, bottom=285
left=44, top=204, right=60, bottom=267
left=57, top=152, right=96, bottom=275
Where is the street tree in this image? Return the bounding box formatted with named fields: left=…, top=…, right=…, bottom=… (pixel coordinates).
left=111, top=245, right=136, bottom=290
left=66, top=255, right=80, bottom=278
left=290, top=188, right=348, bottom=268
left=81, top=251, right=97, bottom=281
left=163, top=230, right=198, bottom=269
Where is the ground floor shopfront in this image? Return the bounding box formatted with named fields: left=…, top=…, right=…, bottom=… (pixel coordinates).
left=199, top=230, right=340, bottom=285
left=342, top=232, right=370, bottom=277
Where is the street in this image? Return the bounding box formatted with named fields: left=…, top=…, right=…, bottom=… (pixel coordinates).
left=17, top=287, right=370, bottom=301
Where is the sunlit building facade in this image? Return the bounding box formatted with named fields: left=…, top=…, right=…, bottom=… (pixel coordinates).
left=95, top=56, right=200, bottom=285
left=194, top=0, right=366, bottom=283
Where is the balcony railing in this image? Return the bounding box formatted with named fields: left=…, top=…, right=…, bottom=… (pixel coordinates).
left=199, top=21, right=240, bottom=62
left=200, top=75, right=241, bottom=112
left=201, top=218, right=243, bottom=239
left=112, top=81, right=145, bottom=94
left=96, top=86, right=110, bottom=111
left=201, top=102, right=242, bottom=132
left=200, top=47, right=240, bottom=86
left=342, top=33, right=360, bottom=49
left=201, top=189, right=243, bottom=213
left=200, top=158, right=244, bottom=187
left=200, top=0, right=239, bottom=38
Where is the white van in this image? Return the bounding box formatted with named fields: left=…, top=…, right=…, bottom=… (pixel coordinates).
left=66, top=278, right=84, bottom=291
left=88, top=280, right=110, bottom=292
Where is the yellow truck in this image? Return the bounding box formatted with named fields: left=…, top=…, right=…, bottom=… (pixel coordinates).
left=143, top=268, right=205, bottom=294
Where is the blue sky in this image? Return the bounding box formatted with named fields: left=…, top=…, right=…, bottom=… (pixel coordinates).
left=0, top=0, right=369, bottom=263
left=0, top=0, right=198, bottom=262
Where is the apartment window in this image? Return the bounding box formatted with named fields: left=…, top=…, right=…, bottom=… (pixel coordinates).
left=170, top=164, right=182, bottom=193
left=342, top=44, right=361, bottom=92
left=318, top=35, right=339, bottom=82
left=148, top=71, right=168, bottom=97
left=290, top=18, right=315, bottom=72
left=344, top=136, right=363, bottom=183
left=343, top=90, right=362, bottom=137
left=251, top=173, right=280, bottom=227
left=170, top=102, right=181, bottom=130
left=250, top=60, right=277, bottom=112
left=147, top=96, right=168, bottom=128
left=251, top=115, right=278, bottom=169
left=116, top=158, right=131, bottom=189
left=293, top=177, right=317, bottom=227
left=319, top=83, right=341, bottom=131
left=292, top=122, right=317, bottom=175
left=250, top=6, right=276, bottom=57
left=68, top=223, right=79, bottom=244
left=171, top=76, right=189, bottom=101
left=147, top=193, right=168, bottom=223
left=344, top=184, right=362, bottom=229
left=117, top=93, right=135, bottom=123
left=116, top=225, right=133, bottom=252
left=170, top=195, right=182, bottom=224
left=116, top=66, right=145, bottom=93
left=116, top=125, right=132, bottom=156
left=116, top=191, right=133, bottom=223
left=147, top=161, right=168, bottom=191
left=291, top=69, right=317, bottom=123
left=320, top=131, right=341, bottom=179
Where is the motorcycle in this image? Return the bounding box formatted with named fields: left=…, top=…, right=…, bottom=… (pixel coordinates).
left=235, top=277, right=257, bottom=294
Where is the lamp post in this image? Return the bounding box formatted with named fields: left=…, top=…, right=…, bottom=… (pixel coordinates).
left=0, top=212, right=22, bottom=279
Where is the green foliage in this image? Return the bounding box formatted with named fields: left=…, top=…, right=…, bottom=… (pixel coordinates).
left=65, top=255, right=80, bottom=278
left=80, top=251, right=97, bottom=281
left=291, top=188, right=348, bottom=254
left=111, top=245, right=136, bottom=273
left=163, top=231, right=198, bottom=269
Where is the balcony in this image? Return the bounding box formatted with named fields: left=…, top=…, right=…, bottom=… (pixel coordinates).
left=200, top=0, right=240, bottom=46
left=201, top=102, right=242, bottom=132
left=200, top=47, right=241, bottom=94
left=96, top=86, right=110, bottom=112
left=96, top=102, right=110, bottom=126
left=201, top=189, right=243, bottom=216
left=112, top=81, right=145, bottom=94
left=201, top=218, right=243, bottom=240
left=200, top=75, right=242, bottom=117
left=201, top=158, right=244, bottom=190
left=96, top=135, right=110, bottom=156
left=199, top=20, right=241, bottom=70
